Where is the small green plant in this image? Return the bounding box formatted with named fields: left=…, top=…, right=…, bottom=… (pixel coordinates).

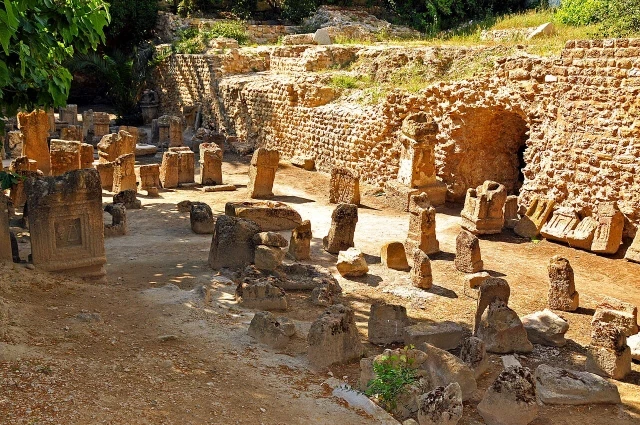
left=173, top=22, right=249, bottom=54
left=330, top=75, right=359, bottom=89
left=365, top=350, right=418, bottom=411
left=0, top=170, right=23, bottom=191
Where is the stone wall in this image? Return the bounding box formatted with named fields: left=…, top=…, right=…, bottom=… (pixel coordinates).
left=153, top=39, right=640, bottom=233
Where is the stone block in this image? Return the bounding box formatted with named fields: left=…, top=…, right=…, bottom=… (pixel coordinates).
left=455, top=230, right=483, bottom=273
left=625, top=232, right=640, bottom=263
left=80, top=143, right=94, bottom=169
left=225, top=201, right=302, bottom=231
left=17, top=110, right=51, bottom=175
left=168, top=147, right=195, bottom=185
left=190, top=202, right=215, bottom=234
left=534, top=364, right=620, bottom=405
left=591, top=202, right=624, bottom=254
left=514, top=196, right=555, bottom=238
left=248, top=148, right=279, bottom=198
left=540, top=208, right=580, bottom=243
left=248, top=311, right=296, bottom=348
left=236, top=281, right=288, bottom=311
left=97, top=130, right=135, bottom=164
left=208, top=215, right=260, bottom=270
left=459, top=336, right=489, bottom=378
left=104, top=203, right=126, bottom=237
left=135, top=164, right=161, bottom=192
left=308, top=304, right=364, bottom=368
left=460, top=181, right=507, bottom=235
left=521, top=309, right=569, bottom=347
left=403, top=321, right=464, bottom=351
left=503, top=195, right=519, bottom=229
left=95, top=162, right=114, bottom=190
left=566, top=216, right=598, bottom=250
left=323, top=203, right=358, bottom=254
left=547, top=256, right=579, bottom=312
left=160, top=151, right=179, bottom=189
left=368, top=302, right=409, bottom=345
left=417, top=383, right=463, bottom=425
left=113, top=189, right=141, bottom=210
left=329, top=167, right=360, bottom=205
left=112, top=153, right=137, bottom=193
left=477, top=366, right=538, bottom=425
left=593, top=296, right=638, bottom=336
left=380, top=241, right=409, bottom=271
left=199, top=143, right=223, bottom=185
left=410, top=249, right=432, bottom=289
left=336, top=247, right=368, bottom=277
left=474, top=277, right=510, bottom=334
left=406, top=193, right=439, bottom=255
left=49, top=139, right=81, bottom=176
left=254, top=245, right=285, bottom=271
left=288, top=220, right=312, bottom=260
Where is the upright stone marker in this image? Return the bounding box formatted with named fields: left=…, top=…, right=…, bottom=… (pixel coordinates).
left=17, top=110, right=51, bottom=175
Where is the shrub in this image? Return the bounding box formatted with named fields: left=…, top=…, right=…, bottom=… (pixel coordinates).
left=556, top=0, right=604, bottom=26
left=365, top=351, right=418, bottom=411
left=280, top=0, right=319, bottom=24
left=231, top=0, right=258, bottom=20
left=106, top=0, right=159, bottom=52
left=173, top=22, right=249, bottom=53
left=599, top=0, right=640, bottom=37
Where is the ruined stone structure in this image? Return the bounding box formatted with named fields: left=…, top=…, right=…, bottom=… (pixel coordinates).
left=200, top=143, right=223, bottom=185
left=93, top=112, right=111, bottom=142
left=49, top=140, right=81, bottom=176
left=153, top=38, right=640, bottom=235
left=136, top=164, right=161, bottom=194
left=323, top=203, right=358, bottom=254
left=112, top=154, right=137, bottom=193
left=515, top=196, right=555, bottom=238
left=59, top=105, right=78, bottom=126
left=460, top=181, right=507, bottom=235
left=248, top=148, right=279, bottom=198
left=159, top=151, right=179, bottom=189
left=168, top=147, right=195, bottom=185
left=17, top=110, right=50, bottom=175
left=25, top=169, right=106, bottom=280
left=547, top=255, right=579, bottom=312
left=405, top=193, right=439, bottom=256
left=329, top=167, right=360, bottom=205
left=97, top=131, right=135, bottom=164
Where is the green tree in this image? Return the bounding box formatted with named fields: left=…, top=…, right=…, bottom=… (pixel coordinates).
left=105, top=0, right=158, bottom=52
left=0, top=0, right=110, bottom=117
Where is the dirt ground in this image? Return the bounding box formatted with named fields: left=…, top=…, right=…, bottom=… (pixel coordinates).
left=1, top=151, right=639, bottom=425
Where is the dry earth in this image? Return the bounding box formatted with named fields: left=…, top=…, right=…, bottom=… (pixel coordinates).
left=1, top=152, right=639, bottom=424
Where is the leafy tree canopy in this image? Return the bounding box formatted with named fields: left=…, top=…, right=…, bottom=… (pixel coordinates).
left=0, top=0, right=110, bottom=116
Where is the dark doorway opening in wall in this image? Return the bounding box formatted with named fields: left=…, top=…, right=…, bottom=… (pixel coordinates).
left=444, top=108, right=529, bottom=201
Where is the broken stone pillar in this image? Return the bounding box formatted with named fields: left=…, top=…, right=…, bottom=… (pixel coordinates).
left=547, top=255, right=579, bottom=311
left=368, top=302, right=409, bottom=344
left=521, top=309, right=569, bottom=347
left=113, top=189, right=141, bottom=210
left=254, top=245, right=286, bottom=271
left=460, top=181, right=507, bottom=235
left=95, top=162, right=114, bottom=190
left=208, top=215, right=260, bottom=270
left=112, top=154, right=136, bottom=193
left=168, top=147, right=195, bottom=185
left=60, top=125, right=83, bottom=141
left=586, top=321, right=632, bottom=380
left=514, top=196, right=555, bottom=238
left=199, top=143, right=223, bottom=185
left=540, top=208, right=580, bottom=243
left=417, top=383, right=463, bottom=425
left=169, top=116, right=183, bottom=147
left=118, top=126, right=139, bottom=144
left=248, top=311, right=296, bottom=348
left=592, top=296, right=638, bottom=337
left=0, top=195, right=12, bottom=262
left=157, top=115, right=171, bottom=146
left=25, top=169, right=106, bottom=280
left=329, top=166, right=360, bottom=205
left=49, top=140, right=81, bottom=176
left=82, top=109, right=94, bottom=140
left=566, top=216, right=598, bottom=250
left=59, top=104, right=78, bottom=126
left=80, top=144, right=94, bottom=169
left=248, top=147, right=279, bottom=198
left=477, top=300, right=533, bottom=353
left=477, top=366, right=538, bottom=425
left=308, top=304, right=364, bottom=368
left=474, top=277, right=510, bottom=334
left=410, top=249, right=432, bottom=289
left=591, top=202, right=624, bottom=254
left=323, top=203, right=358, bottom=254
left=225, top=201, right=302, bottom=231
left=405, top=193, right=439, bottom=256
left=385, top=112, right=446, bottom=211
left=288, top=220, right=312, bottom=260
left=159, top=151, right=179, bottom=189
left=503, top=195, right=519, bottom=229
left=380, top=241, right=409, bottom=271
left=455, top=229, right=483, bottom=273
left=104, top=203, right=127, bottom=237
left=625, top=232, right=640, bottom=263
left=8, top=157, right=38, bottom=208
left=190, top=202, right=215, bottom=234
left=92, top=112, right=111, bottom=143
left=17, top=110, right=51, bottom=175
left=459, top=336, right=489, bottom=378
left=135, top=164, right=161, bottom=194
left=97, top=130, right=135, bottom=164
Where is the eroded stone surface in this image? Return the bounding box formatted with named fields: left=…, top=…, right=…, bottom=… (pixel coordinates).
left=308, top=304, right=364, bottom=368
left=454, top=230, right=483, bottom=273
left=323, top=203, right=358, bottom=254
left=534, top=364, right=620, bottom=405
left=547, top=255, right=579, bottom=312
left=368, top=302, right=409, bottom=345
left=460, top=181, right=507, bottom=235
left=477, top=366, right=538, bottom=425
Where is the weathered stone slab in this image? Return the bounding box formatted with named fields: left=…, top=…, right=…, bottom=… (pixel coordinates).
left=225, top=201, right=302, bottom=231
left=208, top=215, right=260, bottom=270
left=308, top=304, right=364, bottom=368
left=514, top=196, right=555, bottom=238
left=323, top=203, right=358, bottom=254
left=540, top=208, right=580, bottom=243
left=406, top=193, right=439, bottom=255
left=535, top=364, right=620, bottom=405
left=368, top=302, right=409, bottom=345
left=404, top=321, right=464, bottom=351
left=566, top=216, right=598, bottom=250
left=330, top=167, right=360, bottom=205
left=591, top=202, right=624, bottom=254
left=17, top=110, right=51, bottom=175
left=380, top=241, right=409, bottom=271
left=248, top=148, right=279, bottom=199
left=49, top=139, right=81, bottom=176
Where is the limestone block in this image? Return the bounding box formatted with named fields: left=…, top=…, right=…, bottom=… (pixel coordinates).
left=93, top=112, right=111, bottom=141
left=168, top=147, right=195, bottom=185
left=477, top=301, right=533, bottom=354
left=49, top=139, right=81, bottom=176
left=199, top=142, right=223, bottom=185
left=135, top=144, right=158, bottom=157
left=17, top=110, right=51, bottom=175
left=586, top=322, right=631, bottom=380
left=534, top=364, right=620, bottom=405
left=282, top=33, right=316, bottom=45
left=25, top=169, right=106, bottom=280
left=514, top=196, right=555, bottom=238
left=527, top=22, right=556, bottom=40
left=454, top=230, right=483, bottom=273
left=160, top=151, right=179, bottom=189
left=112, top=153, right=136, bottom=193
left=288, top=220, right=312, bottom=260
left=113, top=189, right=141, bottom=210
left=336, top=247, right=368, bottom=277
left=417, top=382, right=463, bottom=425
left=80, top=143, right=94, bottom=169
left=547, top=255, right=579, bottom=312
left=625, top=232, right=640, bottom=263
left=254, top=245, right=285, bottom=271
left=118, top=126, right=139, bottom=144
left=503, top=195, right=519, bottom=229
left=136, top=164, right=161, bottom=192
left=406, top=193, right=439, bottom=255
left=477, top=366, right=538, bottom=425
left=460, top=181, right=507, bottom=235
left=459, top=336, right=489, bottom=378
left=190, top=202, right=215, bottom=234
left=313, top=28, right=332, bottom=45
left=404, top=321, right=464, bottom=351
left=474, top=277, right=510, bottom=334
left=593, top=296, right=638, bottom=336
left=236, top=281, right=288, bottom=311
left=290, top=155, right=315, bottom=171
left=248, top=311, right=296, bottom=348
left=591, top=202, right=624, bottom=254
left=97, top=131, right=135, bottom=164
left=323, top=203, right=358, bottom=254
left=566, top=216, right=598, bottom=250
left=104, top=203, right=127, bottom=237
left=59, top=104, right=78, bottom=126
left=6, top=130, right=24, bottom=159
left=60, top=125, right=83, bottom=142
left=308, top=304, right=364, bottom=368
left=225, top=201, right=302, bottom=231
left=540, top=208, right=580, bottom=243
left=380, top=241, right=409, bottom=271
left=248, top=148, right=279, bottom=199
left=368, top=302, right=409, bottom=345
left=253, top=232, right=288, bottom=247
left=410, top=249, right=432, bottom=289
left=95, top=162, right=114, bottom=190
left=329, top=167, right=360, bottom=205
left=208, top=215, right=260, bottom=270
left=521, top=309, right=569, bottom=347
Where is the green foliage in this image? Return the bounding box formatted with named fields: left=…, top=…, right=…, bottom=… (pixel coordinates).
left=365, top=351, right=418, bottom=411
left=330, top=74, right=359, bottom=89
left=173, top=22, right=249, bottom=53
left=0, top=170, right=22, bottom=191
left=280, top=0, right=318, bottom=23
left=67, top=45, right=156, bottom=122
left=105, top=0, right=158, bottom=52
left=556, top=0, right=604, bottom=26
left=0, top=0, right=110, bottom=116
left=599, top=0, right=640, bottom=37
left=231, top=0, right=259, bottom=20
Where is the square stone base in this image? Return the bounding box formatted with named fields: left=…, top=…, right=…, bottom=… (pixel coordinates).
left=384, top=180, right=447, bottom=212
